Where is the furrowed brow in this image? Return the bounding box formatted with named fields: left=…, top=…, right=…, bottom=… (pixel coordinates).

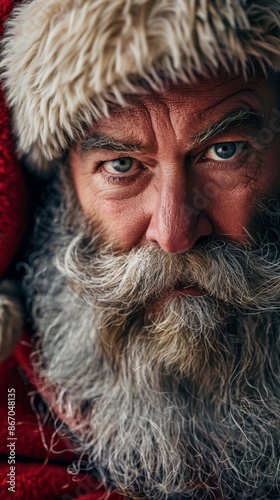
left=195, top=108, right=264, bottom=145
left=77, top=133, right=142, bottom=155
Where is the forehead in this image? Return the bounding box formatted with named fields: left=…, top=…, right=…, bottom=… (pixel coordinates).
left=91, top=74, right=275, bottom=141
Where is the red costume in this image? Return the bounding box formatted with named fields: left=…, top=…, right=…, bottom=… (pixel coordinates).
left=0, top=1, right=279, bottom=498
left=0, top=333, right=124, bottom=499
left=0, top=2, right=123, bottom=498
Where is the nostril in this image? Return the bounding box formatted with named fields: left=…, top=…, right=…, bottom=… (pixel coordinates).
left=195, top=235, right=213, bottom=248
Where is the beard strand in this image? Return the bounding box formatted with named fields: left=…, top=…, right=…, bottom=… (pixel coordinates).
left=24, top=172, right=280, bottom=499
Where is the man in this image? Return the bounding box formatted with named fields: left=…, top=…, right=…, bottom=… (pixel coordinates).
left=2, top=0, right=280, bottom=498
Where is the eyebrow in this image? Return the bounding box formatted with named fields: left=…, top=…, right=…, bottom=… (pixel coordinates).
left=77, top=133, right=142, bottom=155
left=77, top=107, right=264, bottom=156
left=195, top=108, right=264, bottom=144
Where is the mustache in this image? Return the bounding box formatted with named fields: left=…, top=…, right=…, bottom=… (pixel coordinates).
left=56, top=230, right=280, bottom=311
left=24, top=177, right=280, bottom=500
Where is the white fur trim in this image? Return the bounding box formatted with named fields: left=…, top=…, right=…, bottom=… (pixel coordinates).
left=1, top=0, right=280, bottom=175
left=0, top=281, right=22, bottom=362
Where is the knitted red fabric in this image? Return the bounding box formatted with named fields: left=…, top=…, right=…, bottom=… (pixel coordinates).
left=0, top=0, right=14, bottom=37
left=0, top=334, right=125, bottom=500
left=0, top=0, right=26, bottom=277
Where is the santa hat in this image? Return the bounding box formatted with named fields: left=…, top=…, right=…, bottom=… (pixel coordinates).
left=0, top=1, right=26, bottom=362
left=1, top=0, right=280, bottom=177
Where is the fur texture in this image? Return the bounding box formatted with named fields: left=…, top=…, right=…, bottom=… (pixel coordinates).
left=1, top=0, right=280, bottom=174
left=23, top=173, right=280, bottom=499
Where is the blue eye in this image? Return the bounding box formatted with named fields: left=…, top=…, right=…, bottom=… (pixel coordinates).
left=203, top=141, right=248, bottom=162
left=110, top=157, right=133, bottom=172
left=214, top=142, right=236, bottom=159
left=101, top=157, right=140, bottom=177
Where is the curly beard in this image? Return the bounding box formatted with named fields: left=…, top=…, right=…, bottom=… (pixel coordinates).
left=24, top=170, right=280, bottom=499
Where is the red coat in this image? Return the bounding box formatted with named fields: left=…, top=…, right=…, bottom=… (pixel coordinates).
left=0, top=334, right=124, bottom=500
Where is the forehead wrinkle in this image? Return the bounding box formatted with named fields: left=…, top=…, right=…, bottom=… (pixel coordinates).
left=140, top=93, right=184, bottom=153
left=136, top=97, right=161, bottom=153
left=190, top=87, right=266, bottom=126
left=79, top=80, right=272, bottom=158
left=93, top=102, right=157, bottom=154
left=166, top=89, right=267, bottom=151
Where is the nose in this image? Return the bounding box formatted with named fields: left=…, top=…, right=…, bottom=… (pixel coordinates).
left=145, top=174, right=213, bottom=254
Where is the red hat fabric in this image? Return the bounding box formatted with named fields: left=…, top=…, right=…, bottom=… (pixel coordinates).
left=0, top=0, right=26, bottom=277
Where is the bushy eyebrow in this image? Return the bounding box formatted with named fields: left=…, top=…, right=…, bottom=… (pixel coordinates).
left=195, top=108, right=264, bottom=144
left=77, top=108, right=264, bottom=156
left=77, top=133, right=142, bottom=155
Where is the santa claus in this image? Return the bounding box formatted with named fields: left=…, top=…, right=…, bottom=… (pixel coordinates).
left=1, top=1, right=280, bottom=499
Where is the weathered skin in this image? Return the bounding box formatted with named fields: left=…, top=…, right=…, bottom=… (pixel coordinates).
left=71, top=74, right=280, bottom=254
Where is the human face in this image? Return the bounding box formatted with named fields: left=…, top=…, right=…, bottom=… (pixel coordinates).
left=70, top=74, right=280, bottom=253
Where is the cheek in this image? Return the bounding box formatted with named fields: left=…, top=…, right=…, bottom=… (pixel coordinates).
left=94, top=196, right=149, bottom=248
left=71, top=164, right=149, bottom=248
left=199, top=150, right=280, bottom=241
left=207, top=186, right=257, bottom=241
left=193, top=168, right=254, bottom=240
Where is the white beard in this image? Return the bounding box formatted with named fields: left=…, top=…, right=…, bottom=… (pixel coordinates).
left=24, top=175, right=280, bottom=499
